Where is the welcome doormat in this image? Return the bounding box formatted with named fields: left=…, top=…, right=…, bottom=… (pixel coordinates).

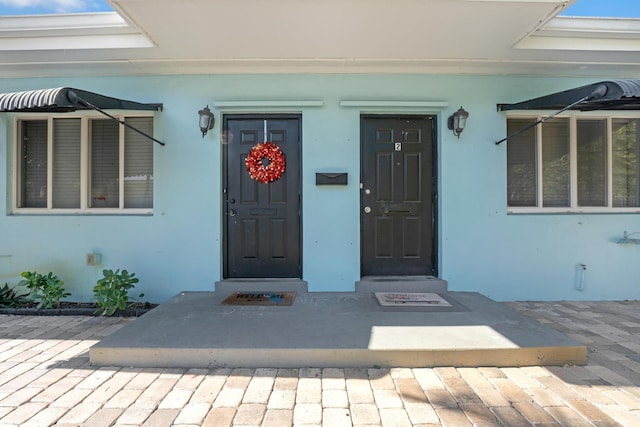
left=221, top=291, right=296, bottom=306
left=375, top=292, right=452, bottom=307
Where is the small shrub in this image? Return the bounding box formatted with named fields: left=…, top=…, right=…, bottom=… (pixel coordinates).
left=19, top=271, right=70, bottom=309
left=0, top=283, right=31, bottom=308
left=93, top=269, right=143, bottom=316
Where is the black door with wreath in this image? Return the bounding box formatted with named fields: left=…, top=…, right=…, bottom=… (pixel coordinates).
left=223, top=115, right=301, bottom=278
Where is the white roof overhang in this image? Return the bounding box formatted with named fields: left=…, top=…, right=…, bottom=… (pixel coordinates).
left=0, top=13, right=153, bottom=50
left=516, top=16, right=640, bottom=50
left=0, top=0, right=639, bottom=78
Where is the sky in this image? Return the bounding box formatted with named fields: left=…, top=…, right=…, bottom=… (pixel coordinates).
left=0, top=0, right=113, bottom=15
left=0, top=0, right=638, bottom=17
left=560, top=0, right=640, bottom=17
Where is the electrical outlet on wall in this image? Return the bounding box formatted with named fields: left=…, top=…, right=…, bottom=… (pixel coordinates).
left=86, top=253, right=102, bottom=266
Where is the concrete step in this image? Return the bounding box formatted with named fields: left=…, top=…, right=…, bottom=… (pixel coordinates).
left=90, top=290, right=586, bottom=369
left=356, top=276, right=448, bottom=293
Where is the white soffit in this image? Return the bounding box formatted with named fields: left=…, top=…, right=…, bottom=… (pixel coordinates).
left=1, top=0, right=640, bottom=77
left=516, top=16, right=640, bottom=50
left=108, top=0, right=566, bottom=59
left=0, top=13, right=153, bottom=50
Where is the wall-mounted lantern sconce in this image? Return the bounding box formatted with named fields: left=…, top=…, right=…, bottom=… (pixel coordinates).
left=198, top=105, right=215, bottom=138
left=616, top=231, right=640, bottom=245
left=447, top=106, right=469, bottom=138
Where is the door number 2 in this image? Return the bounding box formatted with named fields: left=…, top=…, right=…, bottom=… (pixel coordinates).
left=394, top=142, right=402, bottom=151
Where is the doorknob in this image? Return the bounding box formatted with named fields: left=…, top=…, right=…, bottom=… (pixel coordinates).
left=364, top=206, right=371, bottom=214
left=229, top=209, right=237, bottom=217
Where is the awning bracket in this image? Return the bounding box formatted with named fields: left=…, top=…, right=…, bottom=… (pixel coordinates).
left=68, top=90, right=165, bottom=146
left=494, top=95, right=589, bottom=145
left=495, top=84, right=609, bottom=145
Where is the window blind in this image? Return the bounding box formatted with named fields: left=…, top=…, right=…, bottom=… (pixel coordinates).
left=91, top=120, right=120, bottom=208
left=612, top=119, right=640, bottom=207
left=52, top=118, right=81, bottom=208
left=506, top=118, right=537, bottom=207
left=20, top=120, right=48, bottom=208
left=577, top=120, right=606, bottom=207
left=542, top=118, right=570, bottom=207
left=124, top=117, right=153, bottom=208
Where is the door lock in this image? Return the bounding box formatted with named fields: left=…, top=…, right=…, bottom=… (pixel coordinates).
left=229, top=209, right=237, bottom=217
left=364, top=206, right=371, bottom=214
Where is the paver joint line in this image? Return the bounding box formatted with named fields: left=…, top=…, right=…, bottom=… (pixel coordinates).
left=0, top=300, right=639, bottom=426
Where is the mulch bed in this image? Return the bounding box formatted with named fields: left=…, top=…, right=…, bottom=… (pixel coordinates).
left=0, top=302, right=158, bottom=317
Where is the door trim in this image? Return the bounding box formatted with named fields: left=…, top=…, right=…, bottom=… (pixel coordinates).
left=359, top=114, right=438, bottom=277
left=222, top=113, right=302, bottom=279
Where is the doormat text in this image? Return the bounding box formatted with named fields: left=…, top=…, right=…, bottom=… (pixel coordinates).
left=222, top=291, right=296, bottom=306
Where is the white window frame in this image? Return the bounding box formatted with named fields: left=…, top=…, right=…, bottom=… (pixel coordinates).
left=12, top=111, right=155, bottom=215
left=507, top=110, right=640, bottom=214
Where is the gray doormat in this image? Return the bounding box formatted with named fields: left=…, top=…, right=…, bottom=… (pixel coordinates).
left=373, top=292, right=468, bottom=312
left=375, top=292, right=452, bottom=307
left=221, top=291, right=296, bottom=306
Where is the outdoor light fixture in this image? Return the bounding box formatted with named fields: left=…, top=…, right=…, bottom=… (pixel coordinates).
left=198, top=105, right=215, bottom=138
left=447, top=106, right=469, bottom=138
left=616, top=231, right=640, bottom=245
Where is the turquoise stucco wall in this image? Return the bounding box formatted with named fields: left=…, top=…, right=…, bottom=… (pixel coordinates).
left=1, top=74, right=639, bottom=302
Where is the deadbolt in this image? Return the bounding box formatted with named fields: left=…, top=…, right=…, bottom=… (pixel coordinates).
left=364, top=206, right=371, bottom=214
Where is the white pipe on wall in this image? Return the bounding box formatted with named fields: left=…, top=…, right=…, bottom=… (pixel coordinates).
left=576, top=263, right=586, bottom=291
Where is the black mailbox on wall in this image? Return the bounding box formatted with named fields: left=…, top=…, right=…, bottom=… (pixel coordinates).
left=316, top=172, right=348, bottom=186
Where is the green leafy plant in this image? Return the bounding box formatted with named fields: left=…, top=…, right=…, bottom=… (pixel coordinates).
left=0, top=283, right=31, bottom=308
left=93, top=269, right=143, bottom=316
left=19, top=271, right=70, bottom=309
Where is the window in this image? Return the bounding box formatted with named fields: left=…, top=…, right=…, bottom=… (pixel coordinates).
left=15, top=115, right=154, bottom=213
left=507, top=114, right=640, bottom=212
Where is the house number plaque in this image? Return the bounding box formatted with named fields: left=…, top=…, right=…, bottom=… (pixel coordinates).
left=394, top=142, right=402, bottom=151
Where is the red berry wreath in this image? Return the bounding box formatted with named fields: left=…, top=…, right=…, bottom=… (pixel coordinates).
left=245, top=142, right=286, bottom=184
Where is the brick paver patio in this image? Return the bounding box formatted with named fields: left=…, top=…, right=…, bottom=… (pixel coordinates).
left=0, top=300, right=639, bottom=426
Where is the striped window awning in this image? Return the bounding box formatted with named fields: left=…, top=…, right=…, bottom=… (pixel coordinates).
left=495, top=79, right=640, bottom=145
left=0, top=87, right=162, bottom=113
left=498, top=80, right=640, bottom=112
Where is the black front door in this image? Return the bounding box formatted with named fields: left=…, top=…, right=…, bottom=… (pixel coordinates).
left=361, top=115, right=436, bottom=276
left=223, top=115, right=301, bottom=278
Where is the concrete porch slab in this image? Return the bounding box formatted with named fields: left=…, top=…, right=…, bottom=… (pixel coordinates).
left=90, top=290, right=586, bottom=369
